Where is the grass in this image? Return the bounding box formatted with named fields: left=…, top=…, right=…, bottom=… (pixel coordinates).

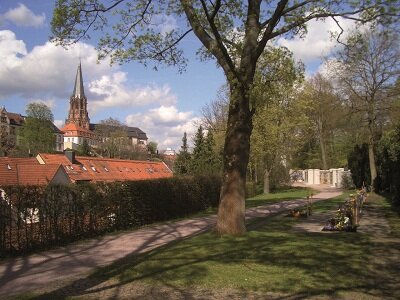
left=366, top=193, right=400, bottom=237
left=11, top=190, right=400, bottom=299
left=246, top=186, right=315, bottom=208
left=181, top=186, right=315, bottom=218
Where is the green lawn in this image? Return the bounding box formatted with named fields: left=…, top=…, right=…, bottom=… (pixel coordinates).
left=246, top=186, right=315, bottom=208
left=188, top=186, right=314, bottom=218
left=15, top=191, right=400, bottom=300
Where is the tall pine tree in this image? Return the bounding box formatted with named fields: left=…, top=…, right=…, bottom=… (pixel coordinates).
left=174, top=132, right=191, bottom=175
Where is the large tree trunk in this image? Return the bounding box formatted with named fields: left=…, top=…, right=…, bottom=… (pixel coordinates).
left=216, top=84, right=252, bottom=236
left=263, top=169, right=270, bottom=194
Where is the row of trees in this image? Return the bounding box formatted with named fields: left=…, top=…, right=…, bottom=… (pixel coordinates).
left=174, top=127, right=221, bottom=176
left=177, top=28, right=399, bottom=198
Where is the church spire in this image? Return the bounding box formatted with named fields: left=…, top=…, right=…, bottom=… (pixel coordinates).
left=72, top=61, right=85, bottom=98
left=65, top=62, right=90, bottom=130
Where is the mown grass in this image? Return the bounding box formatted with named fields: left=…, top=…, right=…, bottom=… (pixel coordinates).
left=186, top=186, right=314, bottom=218
left=245, top=186, right=314, bottom=208
left=15, top=191, right=400, bottom=300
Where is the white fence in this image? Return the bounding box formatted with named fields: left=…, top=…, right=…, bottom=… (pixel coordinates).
left=290, top=168, right=351, bottom=188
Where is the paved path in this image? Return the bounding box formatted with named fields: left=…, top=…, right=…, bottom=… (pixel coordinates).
left=0, top=185, right=341, bottom=299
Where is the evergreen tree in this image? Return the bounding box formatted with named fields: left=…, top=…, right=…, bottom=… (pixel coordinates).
left=190, top=126, right=221, bottom=175
left=76, top=139, right=91, bottom=156
left=190, top=126, right=206, bottom=174
left=174, top=132, right=191, bottom=175
left=203, top=130, right=222, bottom=174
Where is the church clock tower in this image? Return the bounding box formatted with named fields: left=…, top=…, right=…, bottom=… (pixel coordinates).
left=65, top=62, right=90, bottom=130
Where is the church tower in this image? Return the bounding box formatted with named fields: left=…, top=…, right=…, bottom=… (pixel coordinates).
left=65, top=62, right=90, bottom=130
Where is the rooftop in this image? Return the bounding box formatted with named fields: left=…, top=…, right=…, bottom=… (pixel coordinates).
left=37, top=153, right=173, bottom=183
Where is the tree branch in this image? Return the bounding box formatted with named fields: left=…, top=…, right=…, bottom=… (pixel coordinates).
left=181, top=0, right=238, bottom=78
left=256, top=0, right=288, bottom=59
left=151, top=29, right=193, bottom=60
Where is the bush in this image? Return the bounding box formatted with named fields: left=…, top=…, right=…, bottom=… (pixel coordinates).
left=376, top=126, right=400, bottom=204
left=341, top=172, right=355, bottom=190
left=0, top=175, right=221, bottom=256
left=348, top=144, right=370, bottom=188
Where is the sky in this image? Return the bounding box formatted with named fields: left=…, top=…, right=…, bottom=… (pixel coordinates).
left=0, top=1, right=356, bottom=150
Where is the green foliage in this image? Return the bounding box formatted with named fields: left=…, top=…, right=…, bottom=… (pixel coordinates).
left=341, top=172, right=355, bottom=190
left=348, top=144, right=371, bottom=188
left=250, top=46, right=306, bottom=191
left=18, top=118, right=56, bottom=155
left=376, top=125, right=400, bottom=203
left=190, top=126, right=221, bottom=175
left=16, top=103, right=56, bottom=156
left=174, top=132, right=191, bottom=175
left=0, top=176, right=221, bottom=256
left=76, top=139, right=91, bottom=156
left=147, top=141, right=158, bottom=155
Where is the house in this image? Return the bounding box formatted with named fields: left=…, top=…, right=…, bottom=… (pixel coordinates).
left=0, top=106, right=25, bottom=150
left=36, top=151, right=173, bottom=183
left=62, top=123, right=97, bottom=150
left=89, top=124, right=148, bottom=147
left=0, top=157, right=70, bottom=186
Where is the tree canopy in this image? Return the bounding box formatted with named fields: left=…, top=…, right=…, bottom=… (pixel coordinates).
left=19, top=103, right=56, bottom=155
left=25, top=102, right=54, bottom=122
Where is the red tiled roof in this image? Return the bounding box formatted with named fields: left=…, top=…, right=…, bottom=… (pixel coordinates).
left=37, top=153, right=173, bottom=183
left=0, top=157, right=64, bottom=186
left=61, top=123, right=94, bottom=136
left=16, top=165, right=63, bottom=185
left=6, top=112, right=24, bottom=126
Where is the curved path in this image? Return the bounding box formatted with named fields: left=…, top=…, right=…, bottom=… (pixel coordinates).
left=0, top=185, right=341, bottom=299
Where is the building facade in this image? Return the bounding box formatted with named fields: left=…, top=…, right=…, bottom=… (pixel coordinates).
left=62, top=63, right=148, bottom=150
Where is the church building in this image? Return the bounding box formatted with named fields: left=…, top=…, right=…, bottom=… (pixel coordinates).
left=61, top=63, right=148, bottom=150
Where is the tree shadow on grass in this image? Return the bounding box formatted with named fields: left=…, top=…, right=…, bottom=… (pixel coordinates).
left=26, top=208, right=398, bottom=300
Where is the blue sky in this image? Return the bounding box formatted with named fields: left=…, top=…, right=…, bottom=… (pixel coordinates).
left=0, top=1, right=356, bottom=150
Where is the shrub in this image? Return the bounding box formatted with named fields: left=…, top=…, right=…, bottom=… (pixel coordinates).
left=0, top=175, right=221, bottom=256
left=341, top=172, right=355, bottom=190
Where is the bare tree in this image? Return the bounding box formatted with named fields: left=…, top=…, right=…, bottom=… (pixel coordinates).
left=334, top=28, right=400, bottom=189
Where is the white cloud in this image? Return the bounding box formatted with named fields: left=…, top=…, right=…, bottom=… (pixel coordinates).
left=54, top=119, right=64, bottom=128
left=0, top=30, right=113, bottom=99
left=125, top=105, right=199, bottom=150
left=277, top=17, right=356, bottom=64
left=1, top=4, right=45, bottom=28
left=89, top=73, right=177, bottom=112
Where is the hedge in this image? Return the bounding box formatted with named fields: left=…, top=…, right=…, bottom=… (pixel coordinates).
left=0, top=176, right=221, bottom=257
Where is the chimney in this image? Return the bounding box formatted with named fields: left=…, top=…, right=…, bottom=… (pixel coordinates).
left=65, top=149, right=76, bottom=164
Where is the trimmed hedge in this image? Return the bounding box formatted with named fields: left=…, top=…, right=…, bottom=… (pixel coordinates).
left=0, top=176, right=221, bottom=256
